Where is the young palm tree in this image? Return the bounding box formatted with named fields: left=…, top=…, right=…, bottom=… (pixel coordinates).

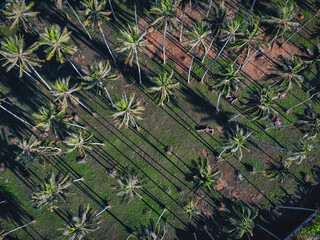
left=212, top=61, right=244, bottom=112
left=112, top=93, right=145, bottom=130
left=184, top=198, right=200, bottom=219
left=150, top=0, right=179, bottom=64
left=147, top=70, right=179, bottom=106
left=230, top=18, right=265, bottom=60
left=134, top=210, right=168, bottom=240
left=113, top=168, right=143, bottom=201
left=298, top=105, right=320, bottom=140
left=59, top=204, right=102, bottom=239
left=287, top=140, right=315, bottom=165
left=37, top=24, right=78, bottom=67
left=260, top=156, right=291, bottom=183
left=202, top=1, right=232, bottom=62
left=81, top=60, right=118, bottom=105
left=15, top=135, right=61, bottom=168
left=33, top=103, right=71, bottom=137
left=223, top=201, right=258, bottom=239
left=185, top=21, right=211, bottom=84
left=51, top=77, right=81, bottom=107
left=0, top=35, right=52, bottom=90
left=261, top=2, right=299, bottom=43
left=32, top=172, right=72, bottom=212
left=81, top=0, right=116, bottom=62
left=189, top=158, right=220, bottom=190
left=3, top=0, right=39, bottom=32
left=201, top=20, right=241, bottom=83
left=63, top=130, right=104, bottom=160
left=244, top=86, right=279, bottom=120
left=267, top=55, right=306, bottom=92
left=116, top=25, right=145, bottom=85
left=220, top=125, right=252, bottom=160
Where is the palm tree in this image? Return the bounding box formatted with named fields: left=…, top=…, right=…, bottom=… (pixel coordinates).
left=212, top=61, right=244, bottom=112
left=230, top=18, right=265, bottom=60
left=244, top=86, right=279, bottom=120
left=15, top=135, right=61, bottom=168
left=81, top=0, right=116, bottom=62
left=113, top=168, right=143, bottom=201
left=133, top=209, right=168, bottom=240
left=81, top=60, right=118, bottom=105
left=0, top=35, right=52, bottom=90
left=298, top=105, right=320, bottom=140
left=36, top=24, right=81, bottom=76
left=185, top=21, right=211, bottom=84
left=63, top=130, right=104, bottom=160
left=200, top=19, right=241, bottom=83
left=150, top=0, right=179, bottom=64
left=189, top=158, right=220, bottom=190
left=3, top=0, right=39, bottom=32
left=261, top=2, right=299, bottom=43
left=116, top=25, right=145, bottom=85
left=33, top=103, right=71, bottom=137
left=223, top=201, right=258, bottom=239
left=220, top=125, right=252, bottom=160
left=287, top=140, right=315, bottom=165
left=51, top=77, right=81, bottom=107
left=267, top=55, right=306, bottom=92
left=112, top=93, right=145, bottom=130
left=147, top=70, right=179, bottom=106
left=298, top=43, right=320, bottom=68
left=32, top=172, right=72, bottom=212
left=202, top=1, right=232, bottom=63
left=263, top=156, right=291, bottom=183
left=59, top=204, right=102, bottom=239
left=184, top=198, right=200, bottom=219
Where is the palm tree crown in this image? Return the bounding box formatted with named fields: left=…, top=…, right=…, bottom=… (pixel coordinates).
left=147, top=70, right=179, bottom=106
left=0, top=34, right=40, bottom=77
left=37, top=25, right=77, bottom=63
left=3, top=0, right=39, bottom=31
left=32, top=172, right=72, bottom=212
left=267, top=55, right=306, bottom=92
left=81, top=0, right=111, bottom=28
left=112, top=93, right=145, bottom=129
left=261, top=2, right=299, bottom=43
left=51, top=77, right=81, bottom=107
left=60, top=204, right=101, bottom=240
left=223, top=201, right=258, bottom=239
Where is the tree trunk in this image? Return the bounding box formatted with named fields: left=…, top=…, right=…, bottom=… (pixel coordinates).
left=247, top=138, right=288, bottom=151
left=126, top=234, right=133, bottom=240
left=73, top=177, right=84, bottom=182
left=98, top=23, right=116, bottom=62
left=155, top=208, right=167, bottom=228
left=95, top=205, right=111, bottom=217
left=104, top=87, right=114, bottom=105
left=65, top=0, right=92, bottom=40
left=203, top=227, right=215, bottom=240
left=206, top=0, right=212, bottom=17
left=3, top=220, right=36, bottom=237
left=131, top=115, right=140, bottom=131
left=0, top=200, right=7, bottom=204
left=201, top=37, right=215, bottom=63
left=282, top=10, right=320, bottom=46
left=216, top=92, right=222, bottom=112
left=201, top=37, right=231, bottom=83
left=256, top=224, right=281, bottom=240
left=193, top=232, right=197, bottom=240
left=286, top=91, right=320, bottom=113
left=66, top=57, right=83, bottom=77
left=163, top=19, right=168, bottom=64
left=0, top=104, right=35, bottom=128
left=134, top=48, right=142, bottom=85
left=134, top=2, right=139, bottom=35
left=187, top=45, right=199, bottom=84
left=108, top=0, right=118, bottom=21
left=277, top=205, right=318, bottom=212
left=63, top=122, right=87, bottom=129
left=264, top=124, right=292, bottom=131
left=228, top=113, right=242, bottom=122
left=70, top=96, right=95, bottom=115
left=28, top=63, right=52, bottom=91
left=179, top=4, right=185, bottom=42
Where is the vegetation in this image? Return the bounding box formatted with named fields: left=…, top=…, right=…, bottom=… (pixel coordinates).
left=1, top=0, right=320, bottom=239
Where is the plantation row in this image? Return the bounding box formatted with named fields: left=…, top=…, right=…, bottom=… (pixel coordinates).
left=0, top=0, right=320, bottom=239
